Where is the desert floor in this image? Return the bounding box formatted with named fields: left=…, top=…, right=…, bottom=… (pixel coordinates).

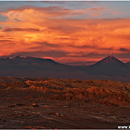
left=0, top=77, right=130, bottom=129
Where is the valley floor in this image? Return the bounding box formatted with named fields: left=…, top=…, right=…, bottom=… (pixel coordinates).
left=0, top=77, right=130, bottom=129
left=1, top=99, right=130, bottom=129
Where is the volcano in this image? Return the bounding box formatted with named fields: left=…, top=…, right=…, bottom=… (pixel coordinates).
left=86, top=56, right=128, bottom=76
left=76, top=56, right=130, bottom=77
left=0, top=55, right=130, bottom=81
left=92, top=56, right=126, bottom=68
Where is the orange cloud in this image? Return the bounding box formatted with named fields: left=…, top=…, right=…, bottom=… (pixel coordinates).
left=0, top=6, right=130, bottom=64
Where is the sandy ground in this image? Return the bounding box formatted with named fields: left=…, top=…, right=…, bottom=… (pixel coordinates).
left=0, top=77, right=130, bottom=129
left=0, top=98, right=130, bottom=129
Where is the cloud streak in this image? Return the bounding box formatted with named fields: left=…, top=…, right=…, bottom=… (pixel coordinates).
left=3, top=28, right=40, bottom=32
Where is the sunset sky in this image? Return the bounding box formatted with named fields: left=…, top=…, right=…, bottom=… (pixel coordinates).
left=0, top=1, right=130, bottom=65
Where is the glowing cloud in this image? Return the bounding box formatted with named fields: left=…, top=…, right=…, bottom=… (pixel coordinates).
left=0, top=4, right=130, bottom=64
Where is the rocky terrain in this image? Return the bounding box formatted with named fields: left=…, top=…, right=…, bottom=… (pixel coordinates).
left=0, top=77, right=130, bottom=129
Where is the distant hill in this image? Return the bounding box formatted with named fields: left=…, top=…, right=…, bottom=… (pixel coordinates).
left=0, top=55, right=88, bottom=79
left=75, top=56, right=130, bottom=81
left=0, top=55, right=130, bottom=82
left=93, top=56, right=125, bottom=67
left=77, top=56, right=129, bottom=76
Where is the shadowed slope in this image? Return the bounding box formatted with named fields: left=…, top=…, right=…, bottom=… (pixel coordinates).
left=0, top=55, right=130, bottom=81
left=77, top=56, right=130, bottom=77
left=0, top=56, right=88, bottom=79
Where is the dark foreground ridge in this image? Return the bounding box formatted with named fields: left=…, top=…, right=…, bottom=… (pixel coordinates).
left=0, top=55, right=130, bottom=81
left=0, top=77, right=130, bottom=129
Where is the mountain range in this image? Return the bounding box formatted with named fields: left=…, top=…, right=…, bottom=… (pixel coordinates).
left=0, top=55, right=130, bottom=82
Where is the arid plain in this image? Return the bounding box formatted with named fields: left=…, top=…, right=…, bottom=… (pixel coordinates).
left=0, top=77, right=130, bottom=129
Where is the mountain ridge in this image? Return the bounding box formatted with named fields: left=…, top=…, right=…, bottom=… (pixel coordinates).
left=0, top=55, right=129, bottom=66
left=0, top=55, right=130, bottom=82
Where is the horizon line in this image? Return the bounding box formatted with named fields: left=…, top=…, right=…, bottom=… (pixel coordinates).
left=0, top=55, right=129, bottom=66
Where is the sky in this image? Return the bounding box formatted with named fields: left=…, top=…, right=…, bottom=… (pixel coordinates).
left=0, top=1, right=130, bottom=65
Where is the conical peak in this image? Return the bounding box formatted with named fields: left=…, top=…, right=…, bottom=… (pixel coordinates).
left=93, top=55, right=124, bottom=67
left=105, top=55, right=117, bottom=61
left=107, top=55, right=114, bottom=58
